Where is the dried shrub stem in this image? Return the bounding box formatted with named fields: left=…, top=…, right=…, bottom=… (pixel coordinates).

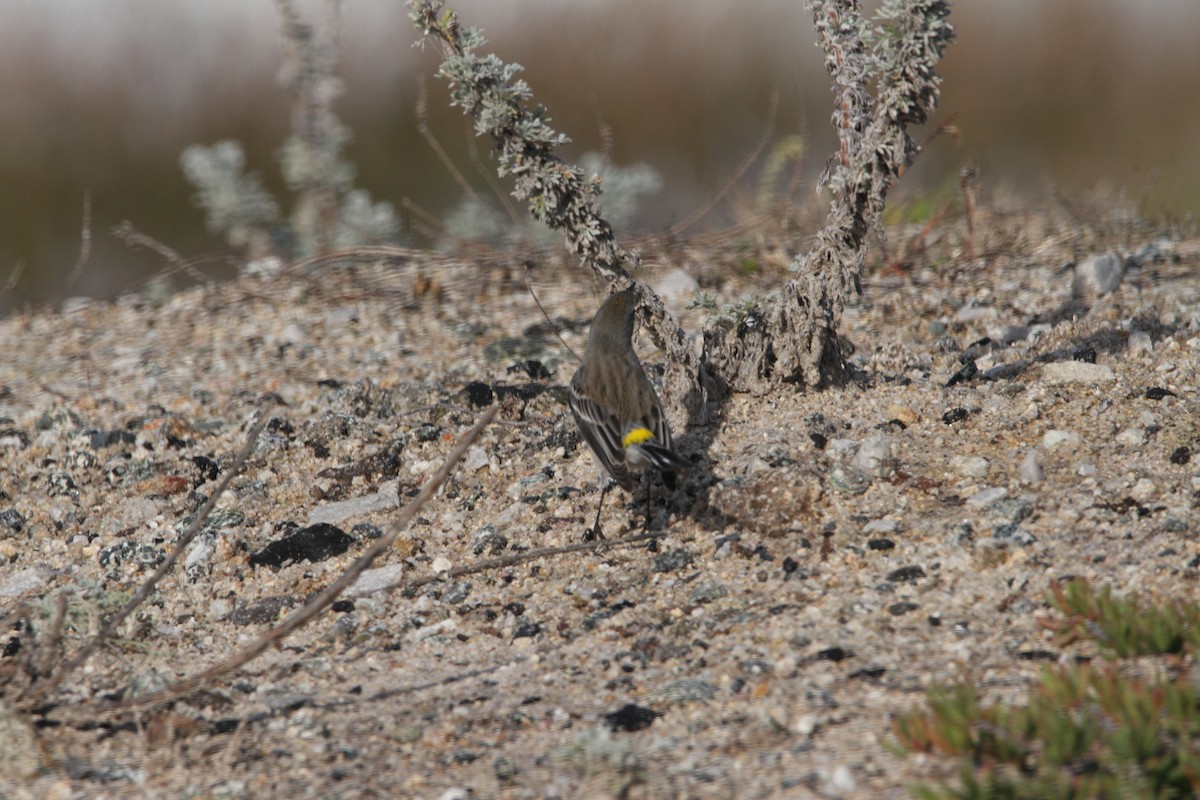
left=706, top=0, right=954, bottom=393
left=408, top=0, right=713, bottom=422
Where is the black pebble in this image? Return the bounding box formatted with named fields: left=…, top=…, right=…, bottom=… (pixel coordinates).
left=604, top=703, right=661, bottom=732
left=249, top=522, right=353, bottom=568
left=463, top=381, right=494, bottom=408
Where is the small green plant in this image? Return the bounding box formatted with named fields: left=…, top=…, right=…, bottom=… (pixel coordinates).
left=894, top=580, right=1200, bottom=799
left=1041, top=578, right=1200, bottom=658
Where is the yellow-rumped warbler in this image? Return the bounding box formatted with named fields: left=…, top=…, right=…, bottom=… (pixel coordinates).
left=569, top=288, right=685, bottom=538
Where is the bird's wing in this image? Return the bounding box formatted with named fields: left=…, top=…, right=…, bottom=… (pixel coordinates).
left=568, top=384, right=633, bottom=490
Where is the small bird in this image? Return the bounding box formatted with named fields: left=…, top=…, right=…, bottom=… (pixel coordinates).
left=569, top=287, right=685, bottom=538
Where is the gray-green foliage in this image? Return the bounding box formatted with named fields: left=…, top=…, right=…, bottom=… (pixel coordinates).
left=181, top=0, right=399, bottom=260
left=440, top=152, right=662, bottom=250
left=180, top=141, right=280, bottom=253
left=410, top=0, right=952, bottom=406
left=704, top=0, right=953, bottom=394
left=410, top=0, right=711, bottom=423
left=410, top=4, right=625, bottom=273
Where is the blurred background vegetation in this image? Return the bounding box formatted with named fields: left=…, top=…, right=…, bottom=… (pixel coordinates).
left=1, top=0, right=1197, bottom=315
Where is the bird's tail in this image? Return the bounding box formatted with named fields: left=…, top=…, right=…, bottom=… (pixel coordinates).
left=639, top=440, right=687, bottom=473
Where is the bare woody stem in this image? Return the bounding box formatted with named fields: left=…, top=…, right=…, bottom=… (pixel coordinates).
left=705, top=0, right=953, bottom=393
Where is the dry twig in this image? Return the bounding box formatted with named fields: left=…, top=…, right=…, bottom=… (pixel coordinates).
left=23, top=403, right=277, bottom=707
left=70, top=404, right=499, bottom=719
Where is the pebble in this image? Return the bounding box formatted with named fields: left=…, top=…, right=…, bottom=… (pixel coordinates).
left=987, top=498, right=1033, bottom=525
left=826, top=438, right=860, bottom=460
left=863, top=517, right=899, bottom=534
left=1019, top=450, right=1044, bottom=484
left=471, top=524, right=508, bottom=555
left=0, top=566, right=52, bottom=598
left=950, top=455, right=990, bottom=479
left=1041, top=361, right=1115, bottom=384
left=955, top=305, right=997, bottom=323
left=829, top=463, right=872, bottom=495
left=827, top=764, right=857, bottom=795
left=409, top=618, right=459, bottom=641
left=1042, top=429, right=1081, bottom=450
left=346, top=564, right=404, bottom=597
left=207, top=598, right=232, bottom=620
left=308, top=484, right=399, bottom=526
left=1127, top=331, right=1153, bottom=353
left=991, top=524, right=1036, bottom=546
left=1115, top=427, right=1147, bottom=446
left=463, top=446, right=491, bottom=473
left=853, top=434, right=894, bottom=478
left=966, top=486, right=1007, bottom=508
left=1130, top=478, right=1156, bottom=504
left=887, top=404, right=918, bottom=425
left=1072, top=252, right=1124, bottom=298
left=990, top=324, right=1032, bottom=344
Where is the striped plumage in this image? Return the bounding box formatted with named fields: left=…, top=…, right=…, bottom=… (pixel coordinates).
left=569, top=289, right=684, bottom=508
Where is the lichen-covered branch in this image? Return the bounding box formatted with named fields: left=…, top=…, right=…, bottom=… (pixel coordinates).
left=409, top=0, right=712, bottom=421
left=705, top=0, right=954, bottom=393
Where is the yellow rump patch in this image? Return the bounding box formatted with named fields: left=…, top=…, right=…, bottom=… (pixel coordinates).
left=622, top=427, right=655, bottom=448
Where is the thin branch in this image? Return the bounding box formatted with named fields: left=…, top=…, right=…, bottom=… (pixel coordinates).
left=667, top=91, right=779, bottom=236
left=524, top=264, right=579, bottom=363
left=78, top=404, right=499, bottom=717
left=465, top=121, right=523, bottom=227
left=24, top=403, right=277, bottom=706
left=371, top=529, right=665, bottom=598
left=60, top=191, right=93, bottom=294
left=112, top=222, right=215, bottom=285
left=399, top=198, right=503, bottom=257
left=1, top=259, right=25, bottom=295
left=416, top=75, right=496, bottom=226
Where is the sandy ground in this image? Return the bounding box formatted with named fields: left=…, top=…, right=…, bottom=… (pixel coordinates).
left=1, top=208, right=1198, bottom=798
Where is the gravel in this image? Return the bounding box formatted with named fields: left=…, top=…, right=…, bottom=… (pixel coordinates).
left=1, top=221, right=1198, bottom=798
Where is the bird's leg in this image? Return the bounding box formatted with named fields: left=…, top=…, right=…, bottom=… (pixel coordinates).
left=585, top=480, right=611, bottom=541
left=642, top=477, right=652, bottom=531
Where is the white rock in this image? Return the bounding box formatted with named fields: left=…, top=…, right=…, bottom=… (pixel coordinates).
left=990, top=324, right=1032, bottom=344
left=854, top=434, right=894, bottom=478
left=431, top=556, right=453, bottom=573
left=346, top=564, right=405, bottom=597
left=280, top=322, right=306, bottom=345
left=463, top=445, right=490, bottom=473
left=966, top=486, right=1007, bottom=508
left=1073, top=252, right=1124, bottom=298
left=411, top=618, right=459, bottom=641
left=1041, top=361, right=1115, bottom=384
left=828, top=764, right=857, bottom=795
left=308, top=484, right=399, bottom=525
left=652, top=268, right=700, bottom=309
left=0, top=566, right=53, bottom=598
left=1131, top=478, right=1156, bottom=504
left=207, top=598, right=232, bottom=621
left=1019, top=450, right=1044, bottom=484
left=1127, top=331, right=1153, bottom=353
left=1115, top=427, right=1147, bottom=447
left=826, top=438, right=860, bottom=460
left=950, top=455, right=990, bottom=479
left=955, top=305, right=997, bottom=323
left=1042, top=429, right=1081, bottom=450
left=863, top=517, right=900, bottom=534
